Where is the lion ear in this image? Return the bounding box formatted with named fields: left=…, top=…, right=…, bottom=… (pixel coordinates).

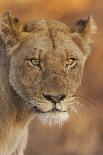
left=71, top=15, right=97, bottom=37
left=1, top=11, right=24, bottom=37
left=1, top=11, right=25, bottom=56
left=71, top=16, right=97, bottom=56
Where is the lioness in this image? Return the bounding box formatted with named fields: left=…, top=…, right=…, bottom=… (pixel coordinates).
left=0, top=11, right=97, bottom=155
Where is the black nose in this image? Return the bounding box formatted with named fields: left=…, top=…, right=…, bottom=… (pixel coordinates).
left=43, top=94, right=66, bottom=103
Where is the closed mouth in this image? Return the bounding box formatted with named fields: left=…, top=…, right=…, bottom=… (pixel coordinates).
left=31, top=105, right=66, bottom=113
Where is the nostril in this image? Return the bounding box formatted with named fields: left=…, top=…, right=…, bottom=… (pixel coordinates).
left=43, top=93, right=66, bottom=103
left=59, top=95, right=66, bottom=101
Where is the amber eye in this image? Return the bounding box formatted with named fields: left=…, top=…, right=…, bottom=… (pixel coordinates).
left=29, top=58, right=40, bottom=67
left=66, top=58, right=77, bottom=68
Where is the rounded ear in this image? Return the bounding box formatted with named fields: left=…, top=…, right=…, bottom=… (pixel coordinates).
left=71, top=16, right=97, bottom=56
left=1, top=11, right=26, bottom=56
left=71, top=15, right=97, bottom=35
left=1, top=11, right=24, bottom=37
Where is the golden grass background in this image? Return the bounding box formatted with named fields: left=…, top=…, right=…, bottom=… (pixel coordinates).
left=0, top=0, right=103, bottom=155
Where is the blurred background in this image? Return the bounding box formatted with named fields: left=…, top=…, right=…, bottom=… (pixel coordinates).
left=0, top=0, right=103, bottom=155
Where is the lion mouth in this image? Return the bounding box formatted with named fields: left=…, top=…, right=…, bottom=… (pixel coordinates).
left=27, top=96, right=77, bottom=114
left=32, top=105, right=67, bottom=113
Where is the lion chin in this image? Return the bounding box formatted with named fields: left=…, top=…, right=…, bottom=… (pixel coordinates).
left=37, top=111, right=69, bottom=126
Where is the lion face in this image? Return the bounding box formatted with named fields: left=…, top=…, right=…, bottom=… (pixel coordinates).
left=1, top=12, right=97, bottom=125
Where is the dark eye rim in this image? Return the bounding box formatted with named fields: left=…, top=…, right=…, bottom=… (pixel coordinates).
left=27, top=58, right=41, bottom=68
left=66, top=58, right=78, bottom=68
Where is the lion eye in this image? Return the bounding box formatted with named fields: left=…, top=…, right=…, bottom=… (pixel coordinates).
left=66, top=58, right=77, bottom=68
left=29, top=58, right=40, bottom=67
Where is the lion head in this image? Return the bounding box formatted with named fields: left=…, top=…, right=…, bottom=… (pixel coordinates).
left=1, top=12, right=97, bottom=125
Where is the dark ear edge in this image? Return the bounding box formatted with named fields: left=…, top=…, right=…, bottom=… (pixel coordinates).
left=74, top=17, right=89, bottom=33
left=71, top=15, right=97, bottom=35
left=70, top=16, right=97, bottom=56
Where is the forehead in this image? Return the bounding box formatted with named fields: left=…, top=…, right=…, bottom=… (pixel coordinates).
left=21, top=19, right=83, bottom=57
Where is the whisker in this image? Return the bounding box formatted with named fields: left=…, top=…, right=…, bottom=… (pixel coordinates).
left=74, top=96, right=99, bottom=112
left=70, top=103, right=78, bottom=113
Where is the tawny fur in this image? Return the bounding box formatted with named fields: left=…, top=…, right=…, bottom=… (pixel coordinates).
left=0, top=11, right=96, bottom=155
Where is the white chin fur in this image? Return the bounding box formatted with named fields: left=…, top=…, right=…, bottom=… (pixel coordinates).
left=37, top=112, right=69, bottom=126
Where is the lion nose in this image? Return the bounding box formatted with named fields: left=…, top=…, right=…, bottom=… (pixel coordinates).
left=43, top=94, right=66, bottom=103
